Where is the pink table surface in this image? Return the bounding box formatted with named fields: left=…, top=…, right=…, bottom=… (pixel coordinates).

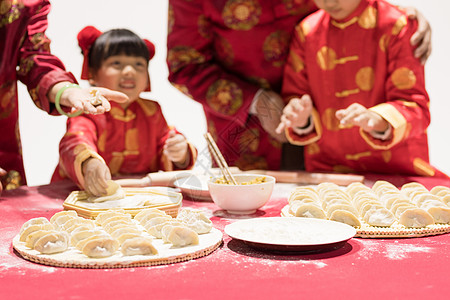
left=1, top=175, right=450, bottom=300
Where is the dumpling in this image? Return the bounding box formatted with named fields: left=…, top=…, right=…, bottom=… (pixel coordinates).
left=290, top=202, right=326, bottom=219
left=176, top=209, right=213, bottom=234
left=33, top=231, right=69, bottom=254
left=95, top=209, right=127, bottom=225
left=81, top=236, right=120, bottom=258
left=398, top=208, right=435, bottom=228
left=86, top=180, right=125, bottom=203
left=329, top=210, right=361, bottom=227
left=363, top=206, right=396, bottom=227
left=134, top=208, right=166, bottom=222
left=25, top=229, right=56, bottom=249
left=19, top=217, right=51, bottom=235
left=49, top=210, right=77, bottom=225
left=19, top=223, right=55, bottom=242
left=147, top=220, right=184, bottom=239
left=70, top=229, right=105, bottom=247
left=164, top=225, right=199, bottom=247
left=120, top=237, right=158, bottom=256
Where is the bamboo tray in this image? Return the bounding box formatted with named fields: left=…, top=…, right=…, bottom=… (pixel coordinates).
left=281, top=205, right=450, bottom=238
left=12, top=228, right=223, bottom=269
left=63, top=187, right=182, bottom=219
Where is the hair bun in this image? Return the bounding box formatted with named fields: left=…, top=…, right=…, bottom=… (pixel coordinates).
left=77, top=26, right=102, bottom=54
left=143, top=39, right=155, bottom=60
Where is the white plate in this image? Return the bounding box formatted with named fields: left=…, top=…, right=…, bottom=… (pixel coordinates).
left=225, top=217, right=356, bottom=253
left=173, top=174, right=212, bottom=201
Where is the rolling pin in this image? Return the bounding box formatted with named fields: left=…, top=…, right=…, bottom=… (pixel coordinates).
left=244, top=170, right=364, bottom=186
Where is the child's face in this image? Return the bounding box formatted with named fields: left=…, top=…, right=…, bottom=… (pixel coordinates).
left=313, top=0, right=361, bottom=20
left=90, top=55, right=149, bottom=103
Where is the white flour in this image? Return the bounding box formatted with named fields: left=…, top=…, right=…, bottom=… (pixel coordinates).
left=356, top=239, right=432, bottom=260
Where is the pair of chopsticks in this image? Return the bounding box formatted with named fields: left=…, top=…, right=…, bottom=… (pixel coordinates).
left=204, top=132, right=238, bottom=185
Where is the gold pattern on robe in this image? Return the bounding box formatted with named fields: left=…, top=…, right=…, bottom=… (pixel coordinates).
left=138, top=99, right=157, bottom=116
left=222, top=0, right=261, bottom=31
left=235, top=154, right=268, bottom=171
left=110, top=107, right=136, bottom=122
left=109, top=153, right=124, bottom=175
left=358, top=6, right=377, bottom=29
left=167, top=46, right=206, bottom=73
left=322, top=108, right=340, bottom=131
left=333, top=165, right=355, bottom=173
left=289, top=50, right=304, bottom=73
left=391, top=67, right=416, bottom=90
left=331, top=17, right=358, bottom=30
left=0, top=0, right=22, bottom=28
left=413, top=158, right=435, bottom=176
left=216, top=36, right=234, bottom=67
left=17, top=56, right=35, bottom=76
left=168, top=4, right=174, bottom=35
left=298, top=21, right=310, bottom=42
left=306, top=143, right=320, bottom=155
left=198, top=14, right=212, bottom=39
left=335, top=88, right=360, bottom=98
left=316, top=47, right=359, bottom=70
left=263, top=30, right=290, bottom=67
left=173, top=84, right=193, bottom=98
left=73, top=143, right=92, bottom=156
left=379, top=34, right=390, bottom=52
left=0, top=81, right=15, bottom=119
left=247, top=76, right=271, bottom=90
left=31, top=32, right=50, bottom=51
left=345, top=151, right=371, bottom=161
left=355, top=67, right=375, bottom=91
left=206, top=79, right=243, bottom=115
left=392, top=15, right=407, bottom=35
left=125, top=128, right=139, bottom=152
left=399, top=100, right=419, bottom=108
left=98, top=131, right=107, bottom=153
left=239, top=128, right=259, bottom=153
left=381, top=150, right=392, bottom=163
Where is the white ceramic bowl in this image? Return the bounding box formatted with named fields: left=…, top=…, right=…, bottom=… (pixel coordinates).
left=207, top=174, right=275, bottom=214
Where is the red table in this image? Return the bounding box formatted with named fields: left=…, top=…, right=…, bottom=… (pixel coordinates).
left=1, top=175, right=450, bottom=300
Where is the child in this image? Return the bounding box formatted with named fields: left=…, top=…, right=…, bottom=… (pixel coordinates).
left=52, top=26, right=197, bottom=195
left=277, top=0, right=444, bottom=177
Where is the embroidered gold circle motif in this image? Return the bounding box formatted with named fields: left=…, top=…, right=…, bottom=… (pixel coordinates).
left=206, top=79, right=243, bottom=115
left=316, top=46, right=337, bottom=70
left=391, top=67, right=416, bottom=90
left=355, top=67, right=375, bottom=91
left=358, top=6, right=377, bottom=29
left=222, top=0, right=261, bottom=30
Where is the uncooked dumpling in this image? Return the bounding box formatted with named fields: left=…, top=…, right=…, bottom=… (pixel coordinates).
left=86, top=180, right=125, bottom=203
left=164, top=226, right=199, bottom=247
left=329, top=210, right=361, bottom=227
left=120, top=237, right=158, bottom=256
left=33, top=231, right=69, bottom=254
left=19, top=223, right=55, bottom=242
left=20, top=217, right=51, bottom=235
left=398, top=208, right=435, bottom=228
left=176, top=208, right=213, bottom=234
left=81, top=236, right=120, bottom=258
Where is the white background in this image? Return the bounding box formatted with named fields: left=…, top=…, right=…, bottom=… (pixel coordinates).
left=18, top=0, right=450, bottom=186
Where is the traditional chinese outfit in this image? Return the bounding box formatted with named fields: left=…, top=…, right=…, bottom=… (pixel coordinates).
left=52, top=99, right=197, bottom=188
left=0, top=0, right=77, bottom=185
left=283, top=0, right=442, bottom=176
left=167, top=0, right=316, bottom=170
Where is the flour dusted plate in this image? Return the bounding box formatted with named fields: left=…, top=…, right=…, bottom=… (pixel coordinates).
left=173, top=174, right=212, bottom=201
left=224, top=217, right=356, bottom=253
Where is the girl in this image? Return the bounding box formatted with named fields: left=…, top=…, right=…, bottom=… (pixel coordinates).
left=52, top=26, right=197, bottom=196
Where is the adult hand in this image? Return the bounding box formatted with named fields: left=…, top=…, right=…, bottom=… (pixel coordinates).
left=336, top=103, right=389, bottom=133
left=254, top=90, right=288, bottom=143
left=164, top=130, right=189, bottom=167
left=82, top=158, right=111, bottom=196
left=403, top=6, right=432, bottom=64
left=276, top=95, right=313, bottom=134
left=49, top=82, right=129, bottom=115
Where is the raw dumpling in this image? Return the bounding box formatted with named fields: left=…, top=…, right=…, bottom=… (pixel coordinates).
left=86, top=180, right=125, bottom=203
left=20, top=223, right=55, bottom=242
left=19, top=217, right=51, bottom=235
left=164, top=225, right=199, bottom=247
left=33, top=231, right=69, bottom=254
left=398, top=208, right=435, bottom=228
left=176, top=208, right=213, bottom=234
left=49, top=210, right=77, bottom=225
left=81, top=236, right=120, bottom=258
left=120, top=237, right=158, bottom=256
left=329, top=210, right=361, bottom=227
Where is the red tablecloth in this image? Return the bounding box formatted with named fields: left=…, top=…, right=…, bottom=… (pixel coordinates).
left=1, top=176, right=450, bottom=300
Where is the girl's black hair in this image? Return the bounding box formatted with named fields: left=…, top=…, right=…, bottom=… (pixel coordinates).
left=88, top=29, right=150, bottom=73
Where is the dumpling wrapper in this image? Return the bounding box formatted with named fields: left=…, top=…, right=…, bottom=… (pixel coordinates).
left=81, top=236, right=120, bottom=258
left=329, top=210, right=361, bottom=227
left=399, top=208, right=435, bottom=228
left=20, top=217, right=50, bottom=235
left=86, top=180, right=125, bottom=203
left=165, top=225, right=199, bottom=247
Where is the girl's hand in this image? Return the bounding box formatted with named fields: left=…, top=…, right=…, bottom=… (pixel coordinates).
left=164, top=131, right=189, bottom=167
left=276, top=94, right=313, bottom=133
left=82, top=158, right=112, bottom=196
left=49, top=82, right=129, bottom=115
left=0, top=167, right=6, bottom=195
left=336, top=103, right=389, bottom=133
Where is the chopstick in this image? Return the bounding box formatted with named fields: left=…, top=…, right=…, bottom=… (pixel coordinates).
left=204, top=132, right=238, bottom=185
